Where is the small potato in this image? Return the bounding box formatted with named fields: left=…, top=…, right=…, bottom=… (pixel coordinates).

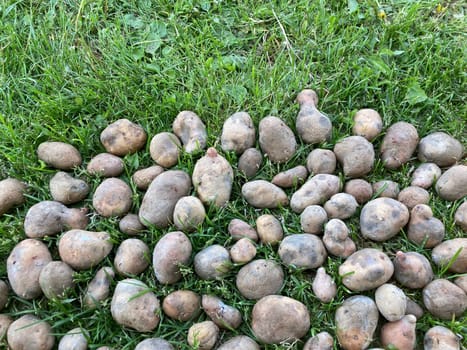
left=372, top=180, right=400, bottom=199
left=0, top=178, right=26, bottom=215
left=455, top=275, right=467, bottom=293
left=202, top=295, right=242, bottom=329
left=0, top=314, right=13, bottom=341
left=0, top=280, right=8, bottom=311
left=303, top=332, right=333, bottom=350
left=418, top=132, right=463, bottom=166
left=236, top=259, right=284, bottom=299
left=300, top=205, right=328, bottom=234
left=397, top=186, right=430, bottom=209
left=406, top=299, right=424, bottom=320
left=411, top=163, right=442, bottom=189
left=278, top=234, right=327, bottom=269
left=344, top=179, right=373, bottom=204
left=334, top=136, right=375, bottom=177
left=135, top=338, right=174, bottom=350
left=194, top=245, right=231, bottom=280
left=221, top=111, right=255, bottom=155
left=7, top=315, right=55, bottom=350
left=424, top=326, right=461, bottom=350
left=271, top=165, right=308, bottom=188
left=228, top=219, right=258, bottom=241
left=58, top=328, right=88, bottom=350
left=436, top=165, right=467, bottom=201
left=87, top=153, right=124, bottom=177
left=173, top=110, right=207, bottom=153
left=393, top=251, right=433, bottom=289
left=422, top=279, right=467, bottom=320
left=352, top=108, right=382, bottom=141
left=454, top=202, right=467, bottom=232
left=312, top=267, right=337, bottom=303
left=230, top=238, right=256, bottom=264
left=217, top=336, right=259, bottom=350
left=93, top=178, right=132, bottom=217
left=242, top=180, right=288, bottom=209
left=173, top=196, right=206, bottom=231
left=83, top=267, right=115, bottom=308
left=324, top=193, right=358, bottom=219
left=259, top=116, right=297, bottom=163
left=380, top=315, right=416, bottom=350
left=291, top=174, right=341, bottom=213
left=238, top=148, right=262, bottom=178
left=187, top=321, right=219, bottom=350
left=256, top=214, right=283, bottom=245
left=119, top=213, right=144, bottom=235
left=375, top=284, right=407, bottom=321
left=132, top=165, right=164, bottom=190
left=162, top=290, right=201, bottom=321
left=323, top=219, right=356, bottom=258
left=432, top=238, right=467, bottom=273
left=100, top=118, right=147, bottom=156
left=380, top=121, right=419, bottom=169
left=37, top=141, right=82, bottom=170
left=39, top=261, right=75, bottom=299
left=407, top=204, right=445, bottom=248
left=114, top=238, right=150, bottom=276
left=306, top=149, right=336, bottom=175
left=149, top=132, right=181, bottom=168
left=50, top=172, right=90, bottom=204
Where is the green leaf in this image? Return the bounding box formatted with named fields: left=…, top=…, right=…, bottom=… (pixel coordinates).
left=123, top=14, right=145, bottom=29
left=367, top=56, right=390, bottom=75
left=405, top=82, right=428, bottom=105
left=225, top=84, right=247, bottom=104
left=145, top=33, right=162, bottom=55
left=348, top=0, right=359, bottom=13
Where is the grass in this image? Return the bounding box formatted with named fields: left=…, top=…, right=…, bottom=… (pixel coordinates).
left=0, top=0, right=466, bottom=348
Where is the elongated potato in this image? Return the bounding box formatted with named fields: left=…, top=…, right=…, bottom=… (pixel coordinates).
left=259, top=116, right=297, bottom=163
left=37, top=141, right=82, bottom=170
left=221, top=111, right=255, bottom=154
left=242, top=180, right=288, bottom=209
left=291, top=174, right=341, bottom=213
left=380, top=122, right=419, bottom=169
left=0, top=178, right=26, bottom=215
left=173, top=110, right=207, bottom=153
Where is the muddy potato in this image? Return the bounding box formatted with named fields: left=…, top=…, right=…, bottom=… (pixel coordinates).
left=0, top=281, right=8, bottom=311
left=360, top=198, right=409, bottom=241
left=162, top=290, right=201, bottom=321
left=324, top=193, right=358, bottom=219
left=335, top=295, right=379, bottom=350
left=339, top=248, right=394, bottom=292
left=381, top=315, right=416, bottom=350
left=372, top=180, right=400, bottom=198
left=334, top=136, right=375, bottom=177
left=87, top=153, right=124, bottom=177
left=380, top=121, right=419, bottom=169
left=24, top=201, right=88, bottom=238
left=173, top=110, right=207, bottom=153
left=93, top=178, right=132, bottom=217
left=58, top=229, right=113, bottom=270
left=300, top=205, right=328, bottom=234
left=256, top=214, right=283, bottom=245
left=83, top=267, right=114, bottom=308
left=114, top=238, right=149, bottom=276
left=39, top=261, right=75, bottom=299
left=202, top=295, right=242, bottom=329
left=58, top=328, right=88, bottom=350
left=344, top=179, right=373, bottom=204
left=252, top=295, right=310, bottom=344
left=454, top=202, right=467, bottom=231
left=173, top=196, right=206, bottom=231
left=398, top=186, right=430, bottom=209
left=271, top=165, right=308, bottom=188
left=242, top=180, right=288, bottom=209
left=7, top=315, right=55, bottom=350
left=238, top=148, right=262, bottom=178
left=50, top=172, right=89, bottom=204
left=187, top=321, right=219, bottom=350
left=375, top=283, right=407, bottom=321
left=217, top=336, right=260, bottom=350
left=407, top=204, right=445, bottom=248
left=312, top=267, right=337, bottom=303
left=291, top=174, right=341, bottom=213
left=306, top=149, right=336, bottom=175
left=424, top=326, right=461, bottom=350
left=111, top=278, right=160, bottom=332
left=259, top=116, right=297, bottom=163
left=278, top=234, right=327, bottom=269
left=132, top=165, right=164, bottom=190
left=135, top=338, right=174, bottom=350
left=352, top=108, right=382, bottom=141
left=119, top=213, right=144, bottom=235
left=149, top=132, right=181, bottom=168
left=153, top=231, right=192, bottom=284
left=194, top=245, right=231, bottom=280
left=393, top=251, right=433, bottom=289
left=411, top=163, right=442, bottom=189
left=303, top=332, right=333, bottom=350
left=100, top=118, right=147, bottom=156
left=228, top=219, right=258, bottom=241
left=0, top=314, right=12, bottom=341
left=139, top=170, right=191, bottom=228
left=0, top=178, right=26, bottom=215
left=7, top=239, right=52, bottom=299
left=230, top=238, right=256, bottom=264
left=418, top=132, right=463, bottom=166
left=422, top=279, right=467, bottom=320
left=323, top=219, right=356, bottom=258
left=436, top=165, right=467, bottom=201
left=432, top=238, right=467, bottom=273
left=221, top=111, right=255, bottom=154
left=454, top=275, right=467, bottom=293
left=37, top=141, right=82, bottom=170
left=236, top=259, right=284, bottom=299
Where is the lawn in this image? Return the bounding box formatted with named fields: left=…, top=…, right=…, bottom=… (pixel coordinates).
left=0, top=0, right=466, bottom=349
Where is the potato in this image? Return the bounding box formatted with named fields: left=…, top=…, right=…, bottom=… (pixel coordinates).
left=162, top=290, right=201, bottom=321
left=0, top=281, right=8, bottom=311
left=334, top=136, right=375, bottom=177
left=118, top=213, right=144, bottom=235
left=256, top=214, right=283, bottom=245
left=397, top=186, right=430, bottom=209
left=393, top=251, right=433, bottom=289
left=323, top=219, right=356, bottom=258
left=352, top=108, right=382, bottom=141
left=271, top=165, right=308, bottom=188
left=375, top=283, right=407, bottom=321
left=303, top=331, right=333, bottom=350
left=422, top=279, right=467, bottom=320
left=93, top=178, right=132, bottom=217
left=380, top=121, right=419, bottom=169
left=335, top=295, right=379, bottom=350
left=187, top=321, right=219, bottom=350
left=149, top=132, right=181, bottom=168
left=339, top=248, right=394, bottom=291
left=295, top=89, right=332, bottom=144
left=132, top=165, right=164, bottom=190
left=0, top=314, right=12, bottom=341
left=418, top=132, right=463, bottom=166
left=228, top=219, right=258, bottom=241
left=58, top=230, right=113, bottom=270
left=50, top=172, right=90, bottom=204
left=221, top=111, right=255, bottom=154
left=87, top=153, right=124, bottom=177
left=372, top=180, right=400, bottom=198
left=24, top=201, right=88, bottom=238
left=173, top=110, right=207, bottom=153
left=135, top=338, right=174, bottom=350
left=202, top=294, right=242, bottom=329
left=455, top=275, right=467, bottom=293
left=39, top=261, right=75, bottom=299
left=411, top=162, right=442, bottom=189
left=111, top=278, right=160, bottom=332
left=230, top=238, right=256, bottom=264
left=360, top=198, right=409, bottom=241
left=407, top=204, right=445, bottom=248
left=236, top=259, right=284, bottom=299
left=424, top=326, right=461, bottom=350
left=291, top=174, right=341, bottom=213
left=114, top=238, right=149, bottom=276
left=406, top=299, right=424, bottom=320
left=173, top=196, right=206, bottom=231
left=312, top=267, right=337, bottom=303
left=7, top=239, right=52, bottom=299
left=306, top=148, right=336, bottom=175
left=153, top=231, right=192, bottom=284
left=259, top=116, right=297, bottom=163
left=454, top=202, right=467, bottom=232
left=238, top=148, right=262, bottom=178
left=83, top=267, right=114, bottom=308
left=139, top=170, right=191, bottom=228
left=380, top=314, right=416, bottom=350
left=100, top=118, right=147, bottom=156
left=251, top=295, right=310, bottom=344
left=7, top=315, right=55, bottom=350
left=278, top=234, right=327, bottom=269
left=192, top=147, right=234, bottom=207
left=0, top=178, right=26, bottom=216
left=242, top=180, right=288, bottom=209
left=344, top=179, right=373, bottom=204
left=37, top=141, right=82, bottom=170
left=436, top=165, right=467, bottom=201
left=324, top=193, right=358, bottom=219
left=300, top=205, right=328, bottom=234
left=58, top=328, right=88, bottom=350
left=194, top=245, right=231, bottom=280
left=217, top=336, right=259, bottom=350
left=432, top=238, right=467, bottom=273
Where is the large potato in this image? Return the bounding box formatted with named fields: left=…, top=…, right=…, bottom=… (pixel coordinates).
left=217, top=336, right=259, bottom=350
left=221, top=111, right=255, bottom=154
left=114, top=238, right=150, bottom=276
left=271, top=165, right=308, bottom=188
left=422, top=279, right=466, bottom=320
left=290, top=174, right=341, bottom=213
left=306, top=149, right=336, bottom=175
left=380, top=121, right=419, bottom=169
left=241, top=180, right=288, bottom=208
left=300, top=205, right=328, bottom=234
left=173, top=196, right=206, bottom=231
left=173, top=110, right=207, bottom=153
left=431, top=238, right=467, bottom=273
left=256, top=214, right=283, bottom=245
left=259, top=116, right=297, bottom=163
left=380, top=315, right=416, bottom=350
left=424, top=326, right=461, bottom=350
left=187, top=321, right=219, bottom=350
left=100, top=118, right=147, bottom=156
left=7, top=315, right=55, bottom=350
left=92, top=178, right=132, bottom=217
left=194, top=245, right=231, bottom=280
left=238, top=148, right=262, bottom=178
left=352, top=108, right=382, bottom=141
left=435, top=165, right=467, bottom=201
left=37, top=141, right=82, bottom=170
left=58, top=328, right=88, bottom=350
left=236, top=259, right=284, bottom=299
left=334, top=136, right=374, bottom=177
left=135, top=338, right=174, bottom=350
left=0, top=178, right=26, bottom=216
left=375, top=283, right=407, bottom=321
left=50, top=172, right=89, bottom=204
left=411, top=163, right=442, bottom=189
left=202, top=295, right=242, bottom=329
left=393, top=251, right=433, bottom=289
left=149, top=132, right=181, bottom=168
left=278, top=234, right=327, bottom=269
left=162, top=290, right=201, bottom=321
left=407, top=204, right=445, bottom=248
left=132, top=165, right=164, bottom=190
left=344, top=179, right=373, bottom=204
left=418, top=132, right=463, bottom=166
left=83, top=266, right=115, bottom=308
left=87, top=153, right=124, bottom=177
left=39, top=261, right=75, bottom=299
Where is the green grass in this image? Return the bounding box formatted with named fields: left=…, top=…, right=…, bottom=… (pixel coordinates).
left=0, top=0, right=466, bottom=349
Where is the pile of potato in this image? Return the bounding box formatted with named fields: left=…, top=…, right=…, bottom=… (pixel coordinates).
left=0, top=89, right=466, bottom=350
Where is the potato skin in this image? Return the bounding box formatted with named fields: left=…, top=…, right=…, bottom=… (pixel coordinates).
left=411, top=163, right=441, bottom=189
left=454, top=202, right=467, bottom=232
left=202, top=294, right=242, bottom=329
left=306, top=149, right=336, bottom=175
left=173, top=110, right=207, bottom=153
left=256, top=214, right=283, bottom=245
left=7, top=315, right=55, bottom=350
left=228, top=219, right=258, bottom=241
left=380, top=121, right=419, bottom=169
left=162, top=290, right=201, bottom=321
left=236, top=259, right=284, bottom=299
left=149, top=132, right=181, bottom=168
left=418, top=132, right=463, bottom=166
left=238, top=148, right=262, bottom=178
left=173, top=196, right=206, bottom=231
left=271, top=165, right=308, bottom=188
left=312, top=267, right=337, bottom=303
left=424, top=326, right=461, bottom=350
left=0, top=314, right=12, bottom=341
left=303, top=331, right=334, bottom=350
left=435, top=165, right=467, bottom=201
left=221, top=111, right=255, bottom=154
left=324, top=193, right=358, bottom=219
left=230, top=237, right=256, bottom=264
left=217, top=336, right=259, bottom=350
left=83, top=266, right=115, bottom=308
left=135, top=338, right=174, bottom=350
left=194, top=245, right=231, bottom=280
left=58, top=328, right=88, bottom=350
left=87, top=153, right=124, bottom=177
left=290, top=174, right=341, bottom=213
left=100, top=118, right=147, bottom=156
left=242, top=180, right=288, bottom=209
left=344, top=179, right=373, bottom=204
left=380, top=314, right=416, bottom=350
left=300, top=205, right=328, bottom=234
left=132, top=165, right=164, bottom=190
left=0, top=178, right=26, bottom=215
left=352, top=108, right=382, bottom=141
left=372, top=180, right=400, bottom=199
left=37, top=141, right=82, bottom=170
left=114, top=238, right=150, bottom=276
left=92, top=178, right=132, bottom=217
left=0, top=280, right=8, bottom=311
left=259, top=116, right=297, bottom=163
left=375, top=284, right=407, bottom=321
left=119, top=213, right=144, bottom=235
left=422, top=279, right=467, bottom=320
left=296, top=89, right=332, bottom=144
left=334, top=136, right=375, bottom=178
left=39, top=261, right=75, bottom=299
left=187, top=321, right=219, bottom=350
left=397, top=186, right=430, bottom=209
left=393, top=251, right=433, bottom=289
left=50, top=172, right=90, bottom=205
left=407, top=204, right=445, bottom=248
left=431, top=238, right=467, bottom=273
left=278, top=234, right=327, bottom=269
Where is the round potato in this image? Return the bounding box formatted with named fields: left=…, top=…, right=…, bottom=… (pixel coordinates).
left=418, top=132, right=463, bottom=166
left=380, top=314, right=416, bottom=350
left=0, top=178, right=26, bottom=216
left=37, top=141, right=82, bottom=170
left=334, top=136, right=375, bottom=177
left=236, top=259, right=284, bottom=299
left=242, top=180, right=288, bottom=209
left=324, top=193, right=358, bottom=219
left=431, top=238, right=467, bottom=273
left=393, top=251, right=433, bottom=289
left=114, top=238, right=150, bottom=276
left=132, top=165, right=164, bottom=190
left=135, top=338, right=174, bottom=350
left=424, top=326, right=461, bottom=350
left=187, top=321, right=219, bottom=350
left=39, top=261, right=75, bottom=299
left=7, top=315, right=55, bottom=350
left=230, top=238, right=256, bottom=264
left=291, top=174, right=341, bottom=213
left=375, top=283, right=407, bottom=321
left=50, top=172, right=90, bottom=204
left=92, top=178, right=132, bottom=217
left=306, top=148, right=336, bottom=175
left=422, top=279, right=466, bottom=320
left=83, top=266, right=115, bottom=308
left=173, top=110, right=207, bottom=153
left=303, top=331, right=334, bottom=350
left=221, top=111, right=255, bottom=155
left=238, top=148, right=262, bottom=178
left=217, top=336, right=259, bottom=350
left=58, top=328, right=88, bottom=350
left=87, top=153, right=124, bottom=177
left=300, top=205, right=328, bottom=234
left=194, top=245, right=231, bottom=280
left=256, top=214, right=283, bottom=245
left=119, top=213, right=144, bottom=235
left=100, top=118, right=147, bottom=156
left=173, top=196, right=206, bottom=231
left=397, top=186, right=430, bottom=209
left=323, top=219, right=356, bottom=258
left=344, top=179, right=373, bottom=204
left=149, top=132, right=181, bottom=168
left=259, top=116, right=297, bottom=163
left=0, top=280, right=8, bottom=311
left=228, top=219, right=258, bottom=241
left=380, top=121, right=419, bottom=169
left=435, top=165, right=467, bottom=201
left=411, top=163, right=442, bottom=189
left=162, top=290, right=201, bottom=321
left=278, top=234, right=327, bottom=269
left=352, top=108, right=382, bottom=141
left=372, top=180, right=400, bottom=199
left=407, top=204, right=445, bottom=248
